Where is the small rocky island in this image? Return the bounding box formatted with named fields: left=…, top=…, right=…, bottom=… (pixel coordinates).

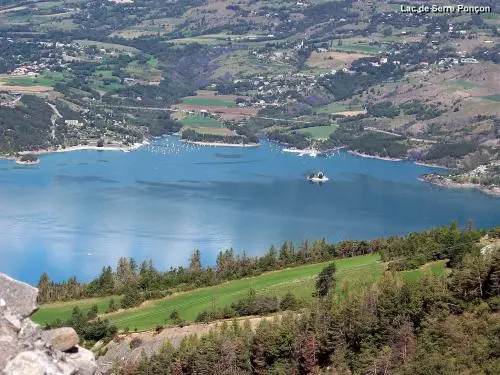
left=15, top=153, right=40, bottom=165
left=307, top=171, right=329, bottom=183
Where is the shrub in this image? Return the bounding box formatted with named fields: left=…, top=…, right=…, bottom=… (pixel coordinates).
left=280, top=292, right=300, bottom=311
left=130, top=337, right=142, bottom=349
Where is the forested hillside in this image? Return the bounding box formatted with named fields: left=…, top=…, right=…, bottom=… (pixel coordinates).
left=114, top=225, right=500, bottom=375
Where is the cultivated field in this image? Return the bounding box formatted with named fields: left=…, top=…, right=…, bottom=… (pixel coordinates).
left=32, top=254, right=447, bottom=331
left=32, top=295, right=121, bottom=326
left=174, top=91, right=257, bottom=120
left=182, top=97, right=236, bottom=107
left=32, top=254, right=381, bottom=329
left=175, top=112, right=221, bottom=127
left=312, top=102, right=364, bottom=115
left=188, top=127, right=234, bottom=136
left=0, top=83, right=53, bottom=93
left=307, top=51, right=370, bottom=69
left=297, top=125, right=338, bottom=139
left=76, top=40, right=139, bottom=53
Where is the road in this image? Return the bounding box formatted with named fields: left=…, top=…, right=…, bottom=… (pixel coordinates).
left=47, top=103, right=62, bottom=140
left=91, top=104, right=313, bottom=124
left=364, top=126, right=438, bottom=144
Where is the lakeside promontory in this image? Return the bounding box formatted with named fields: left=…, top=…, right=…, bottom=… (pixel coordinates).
left=421, top=162, right=500, bottom=197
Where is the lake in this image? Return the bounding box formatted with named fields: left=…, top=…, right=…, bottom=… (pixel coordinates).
left=1, top=137, right=499, bottom=284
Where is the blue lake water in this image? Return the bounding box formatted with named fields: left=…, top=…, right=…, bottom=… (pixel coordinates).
left=1, top=137, right=499, bottom=284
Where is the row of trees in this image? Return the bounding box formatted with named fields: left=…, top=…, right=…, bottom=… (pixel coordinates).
left=37, top=237, right=376, bottom=304
left=118, top=234, right=500, bottom=374
left=38, top=223, right=497, bottom=305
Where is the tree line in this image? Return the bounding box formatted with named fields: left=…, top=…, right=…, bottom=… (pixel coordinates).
left=38, top=223, right=497, bottom=305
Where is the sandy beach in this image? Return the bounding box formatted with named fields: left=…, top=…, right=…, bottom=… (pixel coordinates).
left=181, top=140, right=260, bottom=148
left=0, top=141, right=150, bottom=164
left=16, top=141, right=149, bottom=156
left=348, top=150, right=403, bottom=162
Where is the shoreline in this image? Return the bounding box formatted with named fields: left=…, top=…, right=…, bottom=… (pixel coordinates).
left=181, top=139, right=260, bottom=148
left=420, top=175, right=500, bottom=197
left=348, top=150, right=403, bottom=162
left=413, top=161, right=455, bottom=170
left=348, top=151, right=452, bottom=169
left=0, top=140, right=150, bottom=160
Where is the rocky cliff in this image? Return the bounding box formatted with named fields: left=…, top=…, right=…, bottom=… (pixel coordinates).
left=0, top=273, right=97, bottom=375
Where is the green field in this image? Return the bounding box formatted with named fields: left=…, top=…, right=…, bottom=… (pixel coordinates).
left=482, top=94, right=500, bottom=102
left=182, top=97, right=236, bottom=107
left=94, top=254, right=383, bottom=331
left=312, top=102, right=364, bottom=114
left=450, top=79, right=479, bottom=90
left=33, top=254, right=382, bottom=330
left=1, top=72, right=64, bottom=87
left=297, top=125, right=338, bottom=139
left=32, top=295, right=121, bottom=326
left=180, top=113, right=220, bottom=127
left=331, top=44, right=381, bottom=54
left=76, top=40, right=139, bottom=53
left=399, top=261, right=448, bottom=281
left=32, top=254, right=449, bottom=331
left=172, top=34, right=232, bottom=45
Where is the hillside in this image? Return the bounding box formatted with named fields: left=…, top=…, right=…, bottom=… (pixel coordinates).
left=0, top=0, right=497, bottom=175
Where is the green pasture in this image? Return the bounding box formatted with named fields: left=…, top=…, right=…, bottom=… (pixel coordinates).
left=32, top=254, right=449, bottom=332
left=312, top=102, right=364, bottom=114
left=180, top=113, right=220, bottom=127
left=331, top=43, right=381, bottom=54
left=101, top=254, right=383, bottom=331
left=297, top=125, right=338, bottom=139
left=482, top=94, right=500, bottom=102
left=32, top=296, right=121, bottom=326
left=182, top=97, right=236, bottom=107
left=399, top=261, right=448, bottom=281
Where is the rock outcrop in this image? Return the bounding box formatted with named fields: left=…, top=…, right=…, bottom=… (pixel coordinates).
left=0, top=273, right=97, bottom=375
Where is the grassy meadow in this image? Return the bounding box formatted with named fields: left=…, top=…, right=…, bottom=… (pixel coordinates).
left=182, top=97, right=236, bottom=107
left=32, top=295, right=121, bottom=326
left=32, top=254, right=449, bottom=332
left=32, top=254, right=380, bottom=329
left=312, top=102, right=364, bottom=114
left=179, top=113, right=221, bottom=127
left=104, top=254, right=383, bottom=331
left=297, top=125, right=338, bottom=139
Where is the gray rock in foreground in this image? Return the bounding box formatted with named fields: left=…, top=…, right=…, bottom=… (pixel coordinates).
left=0, top=273, right=38, bottom=318
left=0, top=273, right=97, bottom=375
left=42, top=327, right=80, bottom=352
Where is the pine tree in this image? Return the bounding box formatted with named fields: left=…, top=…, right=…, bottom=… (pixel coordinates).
left=108, top=298, right=116, bottom=313
left=313, top=263, right=336, bottom=298
left=485, top=250, right=500, bottom=298
left=298, top=331, right=318, bottom=375
left=37, top=272, right=52, bottom=303
left=189, top=249, right=202, bottom=273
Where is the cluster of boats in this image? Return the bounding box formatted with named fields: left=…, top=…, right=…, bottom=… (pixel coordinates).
left=283, top=148, right=321, bottom=157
